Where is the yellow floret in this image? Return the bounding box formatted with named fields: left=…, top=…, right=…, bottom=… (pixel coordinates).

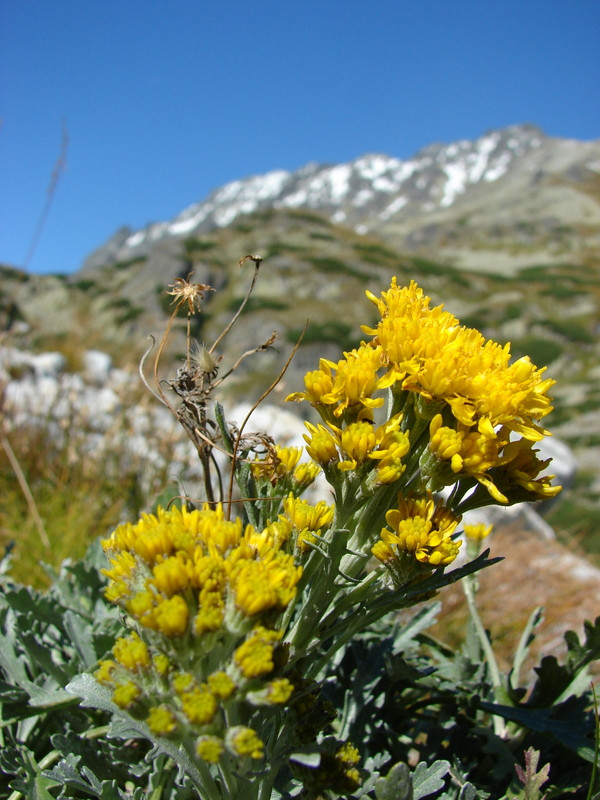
left=153, top=595, right=189, bottom=637
left=147, top=704, right=177, bottom=735
left=112, top=680, right=140, bottom=708
left=234, top=626, right=281, bottom=678
left=226, top=726, right=264, bottom=759
left=180, top=687, right=218, bottom=725
left=196, top=735, right=225, bottom=763
left=112, top=632, right=150, bottom=671
left=94, top=659, right=117, bottom=685
left=207, top=671, right=236, bottom=700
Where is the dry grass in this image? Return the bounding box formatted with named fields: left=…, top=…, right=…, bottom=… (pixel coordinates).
left=431, top=519, right=600, bottom=679
left=0, top=421, right=151, bottom=588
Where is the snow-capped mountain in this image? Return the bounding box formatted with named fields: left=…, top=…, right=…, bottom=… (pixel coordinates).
left=82, top=123, right=599, bottom=272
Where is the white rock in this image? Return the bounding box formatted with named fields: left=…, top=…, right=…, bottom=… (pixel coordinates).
left=30, top=351, right=67, bottom=377
left=536, top=435, right=578, bottom=491
left=462, top=503, right=556, bottom=542
left=228, top=402, right=310, bottom=451
left=83, top=350, right=113, bottom=384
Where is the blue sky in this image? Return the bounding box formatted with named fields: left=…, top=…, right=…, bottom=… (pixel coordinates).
left=1, top=1, right=599, bottom=275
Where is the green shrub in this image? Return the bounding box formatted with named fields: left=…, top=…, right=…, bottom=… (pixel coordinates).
left=308, top=256, right=370, bottom=282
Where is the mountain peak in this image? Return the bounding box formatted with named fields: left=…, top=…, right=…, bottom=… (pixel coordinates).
left=81, top=124, right=598, bottom=272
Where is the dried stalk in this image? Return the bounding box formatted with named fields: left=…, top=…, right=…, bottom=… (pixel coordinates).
left=1, top=432, right=50, bottom=550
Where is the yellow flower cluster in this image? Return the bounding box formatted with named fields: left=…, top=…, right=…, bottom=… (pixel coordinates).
left=372, top=493, right=461, bottom=583
left=289, top=278, right=560, bottom=507
left=463, top=522, right=493, bottom=542
left=297, top=740, right=362, bottom=795
left=97, top=504, right=306, bottom=764
left=95, top=621, right=293, bottom=762
left=287, top=343, right=387, bottom=423
left=250, top=445, right=321, bottom=491
left=102, top=504, right=302, bottom=633
left=364, top=279, right=554, bottom=436
left=303, top=413, right=410, bottom=484
left=280, top=493, right=335, bottom=552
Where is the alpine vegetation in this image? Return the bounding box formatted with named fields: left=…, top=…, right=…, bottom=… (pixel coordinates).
left=1, top=259, right=598, bottom=799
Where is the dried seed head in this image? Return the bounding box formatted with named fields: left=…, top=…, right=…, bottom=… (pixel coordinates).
left=190, top=343, right=218, bottom=375
left=167, top=275, right=215, bottom=314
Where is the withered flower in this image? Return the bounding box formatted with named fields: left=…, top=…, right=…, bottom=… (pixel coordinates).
left=167, top=274, right=215, bottom=314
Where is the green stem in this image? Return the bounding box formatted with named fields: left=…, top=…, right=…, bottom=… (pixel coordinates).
left=462, top=572, right=506, bottom=737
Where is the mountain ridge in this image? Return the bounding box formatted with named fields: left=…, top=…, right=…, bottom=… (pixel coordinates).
left=81, top=123, right=600, bottom=273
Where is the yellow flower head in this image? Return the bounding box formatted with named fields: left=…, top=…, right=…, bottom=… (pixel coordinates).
left=234, top=626, right=281, bottom=678
left=492, top=437, right=562, bottom=501
left=338, top=421, right=378, bottom=470
left=226, top=726, right=264, bottom=759
left=153, top=595, right=190, bottom=637
left=180, top=686, right=218, bottom=725
left=286, top=358, right=335, bottom=406
left=283, top=494, right=335, bottom=533
left=197, top=735, right=225, bottom=763
left=288, top=346, right=386, bottom=421
left=293, top=460, right=322, bottom=489
left=463, top=522, right=493, bottom=542
left=112, top=632, right=151, bottom=671
left=152, top=553, right=195, bottom=597
left=325, top=345, right=386, bottom=418
left=207, top=671, right=236, bottom=700
left=94, top=659, right=117, bottom=685
left=368, top=422, right=410, bottom=484
left=429, top=414, right=464, bottom=461
left=303, top=422, right=340, bottom=466
left=251, top=445, right=303, bottom=483
left=374, top=493, right=461, bottom=568
left=228, top=554, right=302, bottom=616
left=147, top=705, right=177, bottom=736
left=361, top=278, right=555, bottom=444
left=112, top=680, right=140, bottom=709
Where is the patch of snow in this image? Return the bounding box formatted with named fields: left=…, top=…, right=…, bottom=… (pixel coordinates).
left=125, top=231, right=147, bottom=248
left=393, top=161, right=418, bottom=183
left=214, top=202, right=256, bottom=228
left=468, top=133, right=499, bottom=182
left=169, top=214, right=207, bottom=235
left=484, top=151, right=511, bottom=182
left=379, top=196, right=408, bottom=220
left=245, top=169, right=289, bottom=200
left=281, top=188, right=308, bottom=207
left=352, top=189, right=374, bottom=207
left=354, top=154, right=398, bottom=179
left=372, top=175, right=398, bottom=193
left=148, top=223, right=169, bottom=242
left=440, top=162, right=468, bottom=207
left=327, top=164, right=352, bottom=202
left=332, top=209, right=347, bottom=223
left=214, top=180, right=244, bottom=203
